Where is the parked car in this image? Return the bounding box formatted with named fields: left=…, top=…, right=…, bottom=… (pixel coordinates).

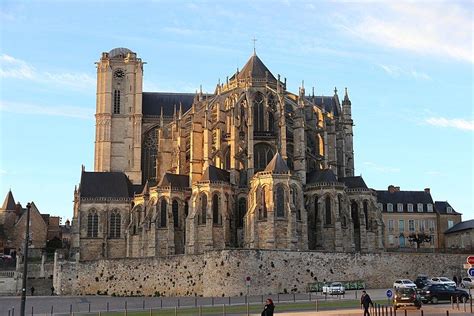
left=461, top=277, right=474, bottom=288
left=322, top=282, right=345, bottom=295
left=393, top=287, right=422, bottom=310
left=414, top=275, right=430, bottom=289
left=420, top=284, right=469, bottom=304
left=393, top=279, right=417, bottom=289
left=0, top=254, right=13, bottom=261
left=430, top=277, right=456, bottom=287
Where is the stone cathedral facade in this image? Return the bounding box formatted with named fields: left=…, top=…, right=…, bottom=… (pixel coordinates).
left=71, top=47, right=384, bottom=261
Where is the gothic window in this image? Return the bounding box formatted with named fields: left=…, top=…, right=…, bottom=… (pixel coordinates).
left=253, top=92, right=265, bottom=131
left=325, top=196, right=332, bottom=225
left=363, top=201, right=369, bottom=227
left=254, top=143, right=274, bottom=172
left=113, top=90, right=121, bottom=114
left=200, top=193, right=207, bottom=224
left=109, top=210, right=121, bottom=239
left=268, top=112, right=274, bottom=132
left=160, top=199, right=167, bottom=228
left=172, top=200, right=179, bottom=228
left=184, top=201, right=189, bottom=218
left=237, top=198, right=246, bottom=228
left=351, top=201, right=359, bottom=228
left=224, top=148, right=231, bottom=170
left=261, top=187, right=267, bottom=219
left=276, top=186, right=285, bottom=218
left=212, top=193, right=220, bottom=224
left=87, top=210, right=98, bottom=237
left=286, top=144, right=294, bottom=170
left=142, top=127, right=158, bottom=183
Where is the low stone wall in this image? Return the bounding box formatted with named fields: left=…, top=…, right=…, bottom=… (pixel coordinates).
left=54, top=250, right=465, bottom=297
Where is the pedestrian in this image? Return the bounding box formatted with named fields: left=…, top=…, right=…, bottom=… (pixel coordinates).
left=360, top=290, right=373, bottom=316
left=51, top=286, right=55, bottom=296
left=261, top=298, right=274, bottom=316
left=453, top=276, right=458, bottom=287
left=30, top=286, right=35, bottom=296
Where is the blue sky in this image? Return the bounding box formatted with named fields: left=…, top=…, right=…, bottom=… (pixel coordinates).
left=0, top=0, right=472, bottom=222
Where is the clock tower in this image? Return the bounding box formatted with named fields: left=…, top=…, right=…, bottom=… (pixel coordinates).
left=94, top=47, right=143, bottom=184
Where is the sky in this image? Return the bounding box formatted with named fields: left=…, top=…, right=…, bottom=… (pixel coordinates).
left=0, top=0, right=472, bottom=222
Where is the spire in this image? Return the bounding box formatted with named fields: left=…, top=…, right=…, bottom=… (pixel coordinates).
left=264, top=152, right=290, bottom=174
left=343, top=87, right=351, bottom=106
left=252, top=37, right=257, bottom=56
left=334, top=86, right=338, bottom=95
left=1, top=190, right=16, bottom=211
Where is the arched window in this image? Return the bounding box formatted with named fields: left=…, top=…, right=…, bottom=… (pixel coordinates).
left=224, top=149, right=231, bottom=170
left=253, top=92, right=265, bottom=131
left=325, top=196, right=332, bottom=225
left=184, top=201, right=189, bottom=218
left=276, top=186, right=285, bottom=217
left=363, top=201, right=369, bottom=228
left=160, top=199, right=167, bottom=228
left=351, top=201, right=359, bottom=228
left=254, top=143, right=274, bottom=171
left=113, top=90, right=121, bottom=114
left=212, top=194, right=220, bottom=224
left=200, top=193, right=207, bottom=224
left=109, top=211, right=121, bottom=238
left=268, top=112, right=274, bottom=132
left=87, top=211, right=98, bottom=237
left=142, top=127, right=158, bottom=183
left=172, top=200, right=179, bottom=228
left=238, top=198, right=246, bottom=228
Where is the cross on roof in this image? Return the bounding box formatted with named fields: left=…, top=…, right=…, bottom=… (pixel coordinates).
left=252, top=37, right=257, bottom=55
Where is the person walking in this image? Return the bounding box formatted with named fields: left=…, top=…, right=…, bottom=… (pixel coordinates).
left=30, top=286, right=35, bottom=296
left=261, top=298, right=275, bottom=316
left=361, top=290, right=373, bottom=316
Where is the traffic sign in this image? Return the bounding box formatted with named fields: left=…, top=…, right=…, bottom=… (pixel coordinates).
left=468, top=268, right=474, bottom=277
left=467, top=256, right=474, bottom=265
left=386, top=289, right=393, bottom=298
left=245, top=276, right=251, bottom=287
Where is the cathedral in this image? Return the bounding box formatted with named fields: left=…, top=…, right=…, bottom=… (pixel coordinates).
left=71, top=47, right=384, bottom=261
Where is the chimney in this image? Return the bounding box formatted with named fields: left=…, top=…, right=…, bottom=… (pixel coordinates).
left=424, top=188, right=430, bottom=194
left=388, top=185, right=396, bottom=193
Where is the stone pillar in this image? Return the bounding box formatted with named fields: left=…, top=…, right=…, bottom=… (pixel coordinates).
left=359, top=200, right=368, bottom=252
left=266, top=187, right=276, bottom=249
left=40, top=252, right=46, bottom=278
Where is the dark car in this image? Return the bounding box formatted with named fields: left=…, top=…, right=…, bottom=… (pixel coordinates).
left=393, top=287, right=422, bottom=310
left=420, top=284, right=469, bottom=304
left=415, top=275, right=430, bottom=289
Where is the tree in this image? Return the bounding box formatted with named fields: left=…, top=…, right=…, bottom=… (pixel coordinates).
left=408, top=232, right=432, bottom=249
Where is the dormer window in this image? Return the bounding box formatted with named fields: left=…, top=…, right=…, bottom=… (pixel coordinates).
left=387, top=203, right=393, bottom=212
left=447, top=206, right=452, bottom=213
left=417, top=203, right=423, bottom=212
left=427, top=204, right=433, bottom=212
left=407, top=204, right=413, bottom=212
left=397, top=203, right=403, bottom=212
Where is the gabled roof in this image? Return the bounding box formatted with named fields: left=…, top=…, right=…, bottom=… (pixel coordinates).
left=445, top=220, right=474, bottom=234
left=264, top=153, right=289, bottom=174
left=142, top=92, right=196, bottom=116
left=376, top=190, right=434, bottom=205
left=236, top=54, right=276, bottom=82
left=435, top=201, right=461, bottom=215
left=79, top=171, right=138, bottom=198
left=306, top=96, right=340, bottom=116
left=306, top=169, right=338, bottom=184
left=1, top=190, right=16, bottom=211
left=339, top=176, right=368, bottom=189
left=202, top=165, right=230, bottom=182
left=158, top=173, right=189, bottom=188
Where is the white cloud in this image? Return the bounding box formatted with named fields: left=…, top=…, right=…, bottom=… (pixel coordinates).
left=0, top=100, right=93, bottom=120
left=0, top=54, right=95, bottom=90
left=338, top=2, right=473, bottom=63
left=363, top=161, right=400, bottom=173
left=425, top=117, right=474, bottom=131
left=378, top=64, right=431, bottom=81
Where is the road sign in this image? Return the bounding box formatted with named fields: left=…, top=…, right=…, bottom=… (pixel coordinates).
left=245, top=276, right=251, bottom=287
left=468, top=268, right=474, bottom=277
left=386, top=289, right=393, bottom=298
left=467, top=256, right=474, bottom=265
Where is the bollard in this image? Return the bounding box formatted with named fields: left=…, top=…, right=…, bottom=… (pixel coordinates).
left=446, top=311, right=449, bottom=316
left=12, top=307, right=14, bottom=316
left=246, top=302, right=250, bottom=316
left=223, top=304, right=226, bottom=316
left=149, top=308, right=152, bottom=316
left=394, top=307, right=396, bottom=316
left=355, top=290, right=358, bottom=299
left=464, top=298, right=466, bottom=312
left=31, top=306, right=33, bottom=316
left=174, top=306, right=177, bottom=316
left=421, top=310, right=424, bottom=316
left=8, top=309, right=10, bottom=316
left=315, top=299, right=318, bottom=312
left=199, top=306, right=202, bottom=316
left=51, top=305, right=54, bottom=316
left=404, top=309, right=407, bottom=316
left=99, top=312, right=101, bottom=316
left=451, top=296, right=454, bottom=308
left=385, top=305, right=388, bottom=316
left=390, top=306, right=393, bottom=316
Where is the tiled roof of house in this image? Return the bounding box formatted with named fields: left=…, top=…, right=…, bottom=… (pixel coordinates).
left=445, top=220, right=474, bottom=234
left=79, top=172, right=138, bottom=198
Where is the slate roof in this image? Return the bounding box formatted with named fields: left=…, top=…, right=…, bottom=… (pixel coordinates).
left=235, top=54, right=277, bottom=82
left=264, top=153, right=289, bottom=174
left=306, top=169, right=338, bottom=184
left=306, top=96, right=340, bottom=116
left=142, top=92, right=196, bottom=116
left=376, top=190, right=434, bottom=213
left=158, top=173, right=190, bottom=188
left=202, top=165, right=230, bottom=182
left=79, top=172, right=137, bottom=198
left=339, top=176, right=368, bottom=189
left=1, top=190, right=16, bottom=211
left=435, top=201, right=461, bottom=215
left=445, top=220, right=474, bottom=234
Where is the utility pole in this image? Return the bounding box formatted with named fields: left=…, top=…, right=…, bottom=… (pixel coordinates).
left=20, top=202, right=31, bottom=316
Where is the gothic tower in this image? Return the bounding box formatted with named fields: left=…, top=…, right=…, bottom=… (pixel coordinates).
left=342, top=88, right=354, bottom=177
left=94, top=47, right=143, bottom=184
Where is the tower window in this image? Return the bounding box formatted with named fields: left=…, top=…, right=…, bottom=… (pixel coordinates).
left=113, top=90, right=121, bottom=114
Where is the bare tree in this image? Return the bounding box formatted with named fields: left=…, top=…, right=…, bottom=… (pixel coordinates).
left=408, top=232, right=432, bottom=249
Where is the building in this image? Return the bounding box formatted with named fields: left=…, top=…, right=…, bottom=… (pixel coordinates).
left=435, top=201, right=462, bottom=249
left=445, top=220, right=474, bottom=251
left=71, top=47, right=385, bottom=261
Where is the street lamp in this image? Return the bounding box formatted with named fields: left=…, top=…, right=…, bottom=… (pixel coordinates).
left=20, top=202, right=31, bottom=316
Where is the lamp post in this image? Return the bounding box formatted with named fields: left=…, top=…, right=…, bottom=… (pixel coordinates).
left=20, top=202, right=31, bottom=316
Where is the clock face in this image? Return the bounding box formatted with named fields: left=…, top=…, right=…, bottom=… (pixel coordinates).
left=114, top=69, right=125, bottom=80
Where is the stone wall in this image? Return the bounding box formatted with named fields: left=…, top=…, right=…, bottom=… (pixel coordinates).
left=54, top=250, right=465, bottom=297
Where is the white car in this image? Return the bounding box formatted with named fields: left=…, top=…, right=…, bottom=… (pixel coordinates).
left=461, top=277, right=474, bottom=288
left=430, top=277, right=456, bottom=287
left=393, top=279, right=417, bottom=289
left=322, top=282, right=346, bottom=295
